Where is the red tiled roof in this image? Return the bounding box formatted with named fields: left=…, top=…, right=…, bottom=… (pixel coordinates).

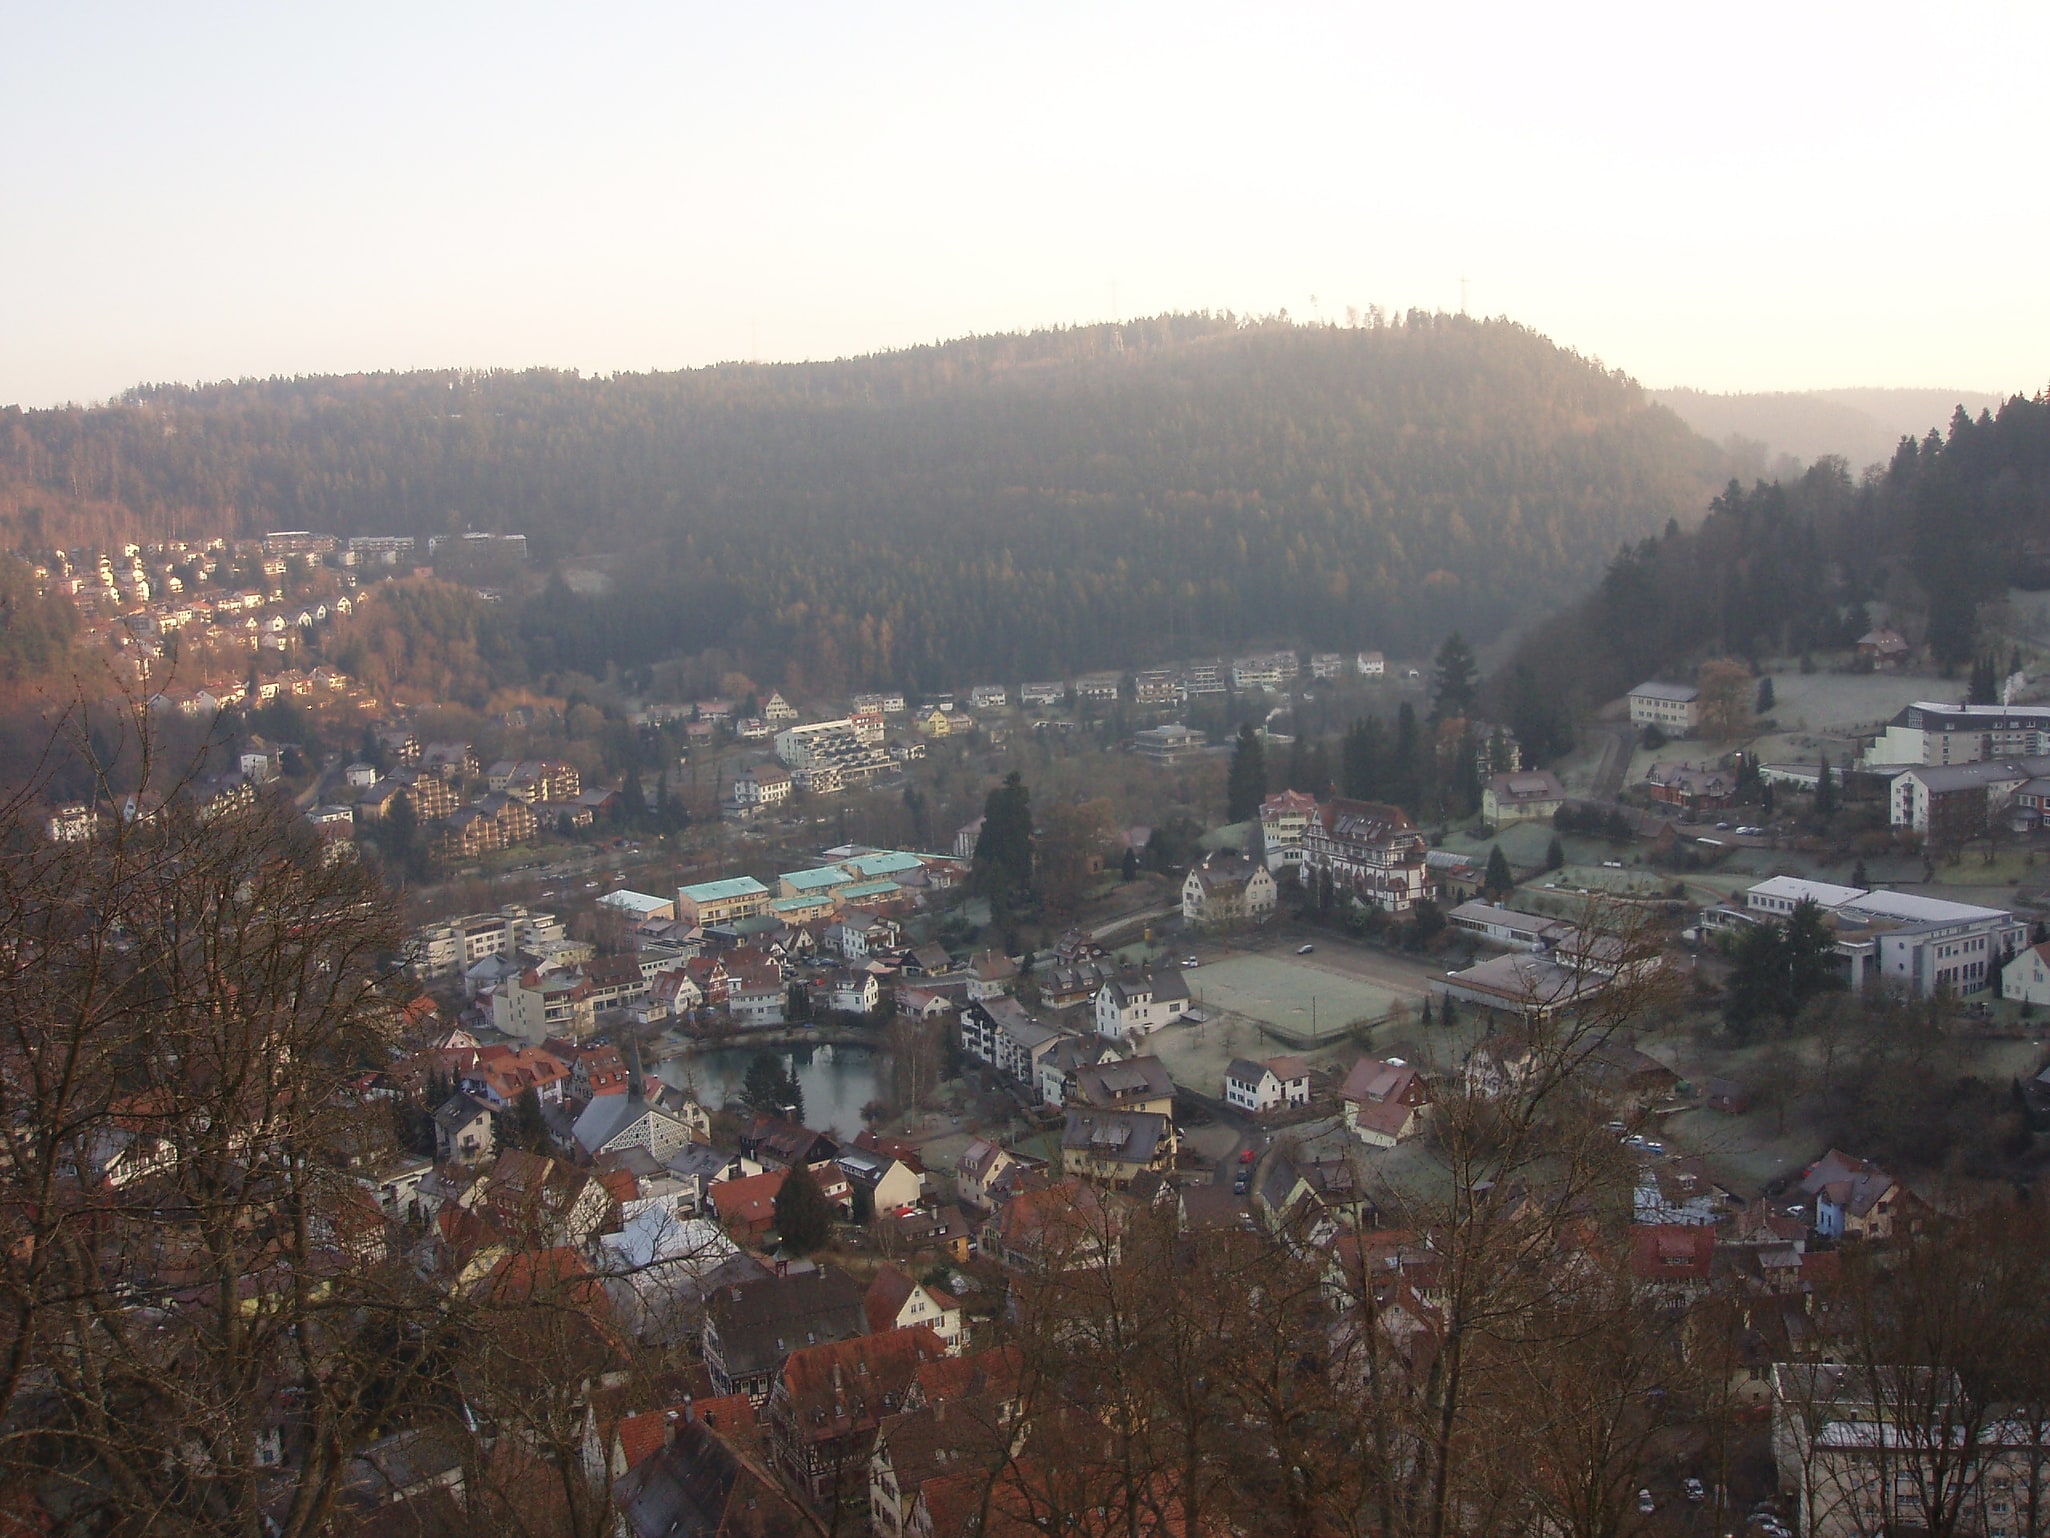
left=710, top=1170, right=786, bottom=1230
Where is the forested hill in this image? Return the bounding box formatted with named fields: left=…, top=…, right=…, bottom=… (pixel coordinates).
left=1486, top=393, right=2050, bottom=762
left=0, top=314, right=1726, bottom=691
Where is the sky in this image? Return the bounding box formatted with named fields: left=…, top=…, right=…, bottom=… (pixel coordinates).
left=3, top=1, right=2046, bottom=408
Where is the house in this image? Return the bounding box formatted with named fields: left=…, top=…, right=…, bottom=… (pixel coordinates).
left=1061, top=1109, right=1174, bottom=1188
left=964, top=949, right=1018, bottom=1001
left=1795, top=1149, right=1902, bottom=1241
left=981, top=1178, right=1129, bottom=1272
left=475, top=1149, right=615, bottom=1249
left=763, top=691, right=799, bottom=723
left=611, top=1414, right=810, bottom=1538
left=1038, top=1034, right=1122, bottom=1107
left=730, top=762, right=794, bottom=812
left=1356, top=651, right=1386, bottom=677
left=457, top=1043, right=571, bottom=1108
left=1257, top=789, right=1319, bottom=873
left=836, top=1150, right=923, bottom=1215
left=492, top=968, right=596, bottom=1045
left=1703, top=1077, right=1752, bottom=1114
left=701, top=1263, right=869, bottom=1404
left=1481, top=770, right=1566, bottom=827
left=708, top=1170, right=787, bottom=1243
left=1628, top=681, right=1701, bottom=735
left=2002, top=940, right=2050, bottom=1005
left=1855, top=626, right=1910, bottom=667
left=1070, top=1055, right=1176, bottom=1117
left=1257, top=1154, right=1376, bottom=1247
left=433, top=1094, right=497, bottom=1165
left=739, top=1115, right=839, bottom=1171
left=1300, top=798, right=1432, bottom=913
left=766, top=1326, right=946, bottom=1505
left=1340, top=1056, right=1431, bottom=1146
left=727, top=961, right=789, bottom=1027
left=1645, top=761, right=1737, bottom=811
left=1093, top=969, right=1191, bottom=1041
left=1179, top=853, right=1278, bottom=928
left=1628, top=1224, right=1717, bottom=1304
left=953, top=1141, right=1018, bottom=1213
left=1222, top=1055, right=1311, bottom=1114
left=864, top=1265, right=966, bottom=1355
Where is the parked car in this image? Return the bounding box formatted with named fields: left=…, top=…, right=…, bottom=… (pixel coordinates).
left=1296, top=943, right=1315, bottom=955
left=1684, top=1479, right=1705, bottom=1503
left=1232, top=1173, right=1250, bottom=1195
left=1181, top=956, right=1200, bottom=969
left=1638, top=1491, right=1655, bottom=1516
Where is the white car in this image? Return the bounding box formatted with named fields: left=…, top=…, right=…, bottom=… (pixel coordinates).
left=1638, top=1490, right=1655, bottom=1516
left=1296, top=943, right=1315, bottom=955
left=1181, top=957, right=1200, bottom=969
left=1684, top=1479, right=1705, bottom=1503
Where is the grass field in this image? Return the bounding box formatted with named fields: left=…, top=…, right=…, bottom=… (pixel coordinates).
left=1144, top=951, right=1409, bottom=1093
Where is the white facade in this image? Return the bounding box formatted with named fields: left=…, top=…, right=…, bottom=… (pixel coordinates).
left=2001, top=942, right=2050, bottom=1005
left=1628, top=682, right=1700, bottom=733
left=1094, top=974, right=1191, bottom=1041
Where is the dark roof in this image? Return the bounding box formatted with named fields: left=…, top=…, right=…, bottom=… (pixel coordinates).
left=1061, top=1110, right=1171, bottom=1165
left=1072, top=1055, right=1176, bottom=1108
left=432, top=1093, right=492, bottom=1133
left=704, top=1265, right=867, bottom=1380
left=611, top=1418, right=809, bottom=1538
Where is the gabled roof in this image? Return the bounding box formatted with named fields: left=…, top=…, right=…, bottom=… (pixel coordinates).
left=1316, top=797, right=1420, bottom=842
left=706, top=1264, right=866, bottom=1379
left=1797, top=1148, right=1897, bottom=1218
left=1072, top=1055, right=1176, bottom=1108
left=776, top=1325, right=945, bottom=1443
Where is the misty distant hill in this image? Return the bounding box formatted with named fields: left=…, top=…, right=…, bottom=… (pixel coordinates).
left=1654, top=386, right=2008, bottom=476
left=0, top=315, right=1727, bottom=690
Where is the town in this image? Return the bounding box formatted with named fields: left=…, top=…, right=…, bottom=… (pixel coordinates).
left=15, top=527, right=2050, bottom=1538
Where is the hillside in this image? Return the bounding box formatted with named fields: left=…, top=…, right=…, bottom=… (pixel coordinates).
left=1655, top=386, right=2007, bottom=475
left=0, top=314, right=1727, bottom=691
left=1488, top=392, right=2050, bottom=762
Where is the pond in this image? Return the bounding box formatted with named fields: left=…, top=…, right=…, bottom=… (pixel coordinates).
left=659, top=1042, right=886, bottom=1139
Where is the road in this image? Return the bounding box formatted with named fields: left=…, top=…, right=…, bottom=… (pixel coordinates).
left=1589, top=722, right=1637, bottom=802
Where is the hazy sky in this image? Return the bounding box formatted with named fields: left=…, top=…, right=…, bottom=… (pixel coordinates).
left=4, top=1, right=2046, bottom=407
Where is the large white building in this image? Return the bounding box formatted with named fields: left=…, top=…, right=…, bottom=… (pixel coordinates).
left=1627, top=681, right=1701, bottom=734
left=1865, top=701, right=2050, bottom=766
left=1733, top=878, right=2026, bottom=997
left=773, top=719, right=893, bottom=789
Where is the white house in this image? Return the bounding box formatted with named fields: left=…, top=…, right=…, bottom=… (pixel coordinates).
left=2002, top=940, right=2050, bottom=1006
left=865, top=1265, right=966, bottom=1356
left=1094, top=970, right=1191, bottom=1042
left=1180, top=855, right=1278, bottom=928
left=1223, top=1055, right=1311, bottom=1113
left=827, top=971, right=881, bottom=1016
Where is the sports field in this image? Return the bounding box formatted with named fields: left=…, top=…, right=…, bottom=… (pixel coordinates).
left=1187, top=953, right=1403, bottom=1038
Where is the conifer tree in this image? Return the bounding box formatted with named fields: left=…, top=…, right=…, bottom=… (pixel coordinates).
left=1227, top=724, right=1268, bottom=823
left=773, top=1161, right=833, bottom=1254
left=1484, top=844, right=1514, bottom=897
